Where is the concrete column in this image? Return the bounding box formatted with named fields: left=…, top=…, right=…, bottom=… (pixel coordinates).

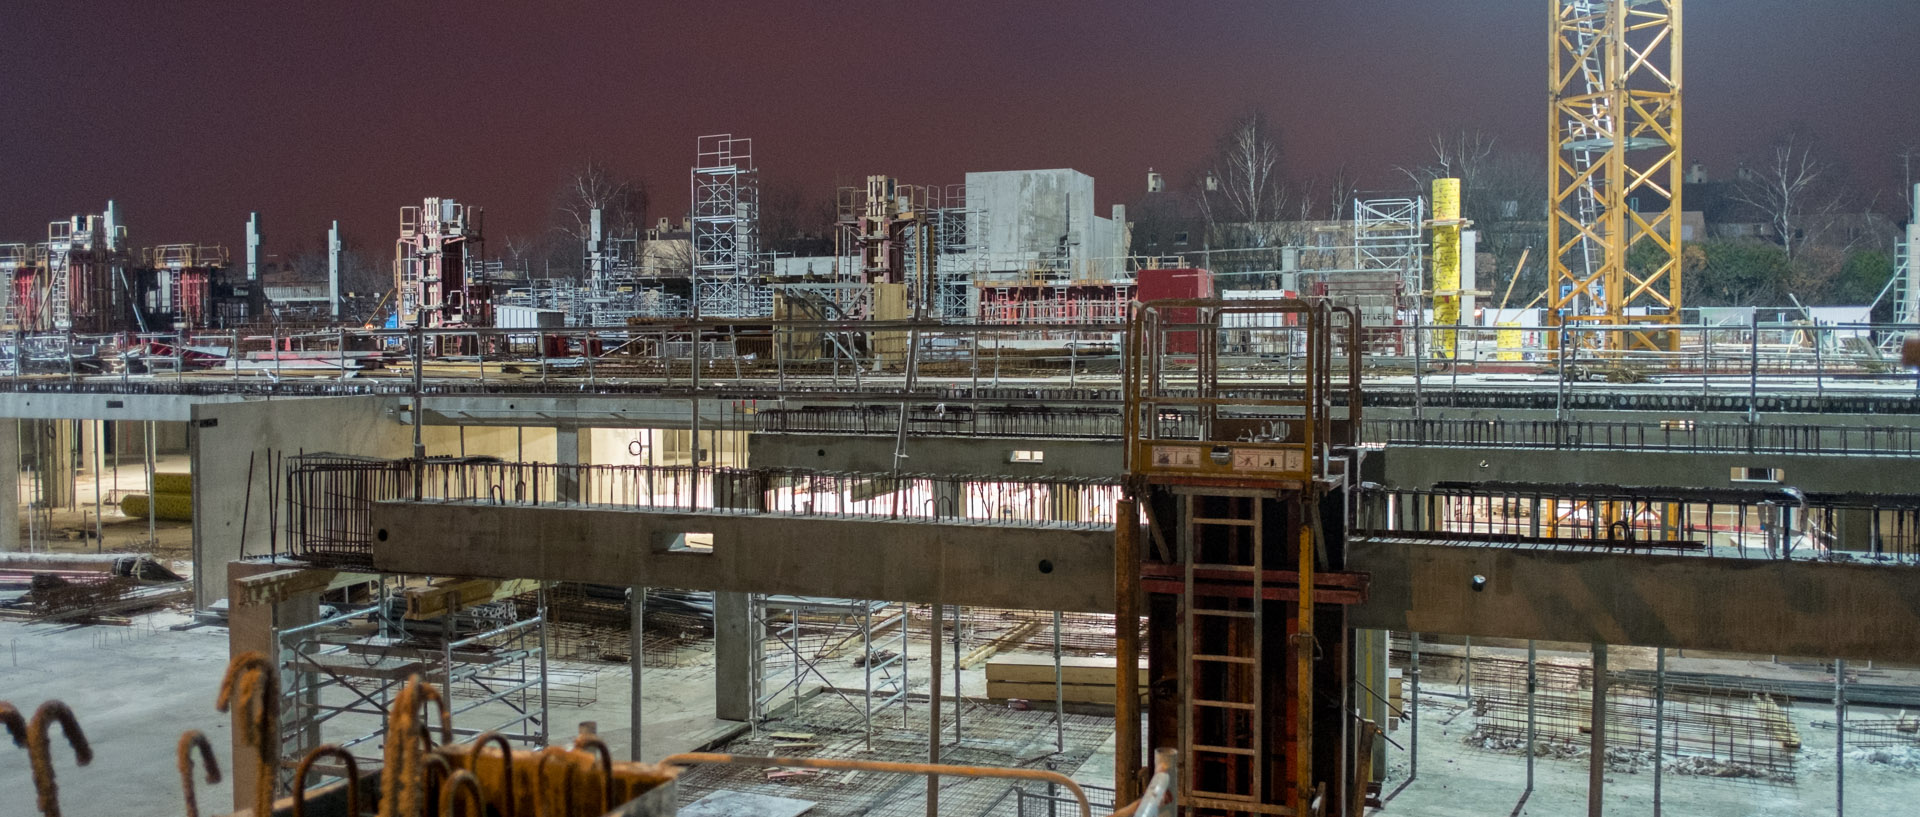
left=714, top=590, right=754, bottom=721
left=556, top=426, right=589, bottom=501
left=1835, top=508, right=1874, bottom=554
left=29, top=420, right=75, bottom=511
left=0, top=419, right=17, bottom=552
left=712, top=470, right=764, bottom=722
left=225, top=560, right=321, bottom=813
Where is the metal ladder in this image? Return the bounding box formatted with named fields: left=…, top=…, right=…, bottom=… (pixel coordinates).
left=48, top=247, right=71, bottom=331
left=1564, top=0, right=1614, bottom=312
left=1180, top=492, right=1282, bottom=814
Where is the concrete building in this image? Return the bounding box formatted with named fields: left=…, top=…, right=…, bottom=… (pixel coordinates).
left=963, top=168, right=1128, bottom=280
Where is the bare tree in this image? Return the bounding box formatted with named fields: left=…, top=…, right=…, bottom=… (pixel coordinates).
left=1397, top=129, right=1548, bottom=298
left=1732, top=132, right=1837, bottom=260
left=1195, top=110, right=1290, bottom=254
left=1322, top=163, right=1358, bottom=221
left=553, top=160, right=649, bottom=243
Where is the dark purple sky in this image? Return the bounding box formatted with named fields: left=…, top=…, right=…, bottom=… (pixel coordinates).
left=4, top=1, right=1917, bottom=256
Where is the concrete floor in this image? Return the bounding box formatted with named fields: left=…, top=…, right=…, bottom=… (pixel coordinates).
left=0, top=610, right=237, bottom=816
left=1382, top=650, right=1920, bottom=816
left=16, top=453, right=195, bottom=562
left=0, top=600, right=1111, bottom=816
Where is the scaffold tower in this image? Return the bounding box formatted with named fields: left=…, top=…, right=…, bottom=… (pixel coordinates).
left=691, top=134, right=771, bottom=318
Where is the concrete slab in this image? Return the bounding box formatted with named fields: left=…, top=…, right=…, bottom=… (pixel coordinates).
left=679, top=790, right=816, bottom=817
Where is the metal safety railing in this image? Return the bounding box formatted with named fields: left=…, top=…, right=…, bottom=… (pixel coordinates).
left=0, top=318, right=1915, bottom=398
left=285, top=457, right=1121, bottom=567
left=1373, top=417, right=1920, bottom=456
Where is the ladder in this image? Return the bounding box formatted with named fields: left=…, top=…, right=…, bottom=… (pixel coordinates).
left=48, top=249, right=71, bottom=331
left=1179, top=491, right=1287, bottom=814
left=1564, top=0, right=1614, bottom=315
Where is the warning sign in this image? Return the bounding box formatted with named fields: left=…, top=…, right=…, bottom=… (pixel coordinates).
left=1151, top=446, right=1203, bottom=469
left=1233, top=448, right=1302, bottom=473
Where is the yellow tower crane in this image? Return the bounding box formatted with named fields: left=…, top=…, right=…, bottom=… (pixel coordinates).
left=1546, top=0, right=1684, bottom=353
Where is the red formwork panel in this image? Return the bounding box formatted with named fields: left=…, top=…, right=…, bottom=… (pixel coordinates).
left=1133, top=267, right=1214, bottom=354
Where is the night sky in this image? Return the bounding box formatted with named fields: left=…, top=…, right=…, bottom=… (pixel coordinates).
left=5, top=1, right=1917, bottom=256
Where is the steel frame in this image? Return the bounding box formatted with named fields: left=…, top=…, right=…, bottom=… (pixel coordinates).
left=1547, top=0, right=1685, bottom=351
left=748, top=595, right=910, bottom=748
left=692, top=134, right=771, bottom=318
left=273, top=579, right=551, bottom=795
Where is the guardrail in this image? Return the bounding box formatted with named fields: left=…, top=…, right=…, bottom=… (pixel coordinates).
left=1373, top=418, right=1920, bottom=456
left=285, top=457, right=1122, bottom=567
left=0, top=319, right=1914, bottom=396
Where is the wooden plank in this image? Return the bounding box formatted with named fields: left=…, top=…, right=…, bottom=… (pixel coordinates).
left=234, top=568, right=377, bottom=607
left=402, top=578, right=540, bottom=620
left=1755, top=695, right=1802, bottom=749
left=985, top=653, right=1146, bottom=685
left=986, top=680, right=1147, bottom=705
left=959, top=621, right=1044, bottom=670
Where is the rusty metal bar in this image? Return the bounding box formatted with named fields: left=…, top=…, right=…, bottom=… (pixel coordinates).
left=1114, top=498, right=1142, bottom=803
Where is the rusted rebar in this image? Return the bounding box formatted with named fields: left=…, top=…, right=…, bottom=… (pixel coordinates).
left=381, top=676, right=448, bottom=817
left=176, top=730, right=222, bottom=817
left=438, top=769, right=485, bottom=817
left=216, top=651, right=278, bottom=817
left=534, top=747, right=577, bottom=817
left=0, top=701, right=27, bottom=747
left=572, top=735, right=615, bottom=811
left=27, top=701, right=93, bottom=817
left=421, top=749, right=454, bottom=812
left=468, top=731, right=518, bottom=817
left=291, top=743, right=360, bottom=817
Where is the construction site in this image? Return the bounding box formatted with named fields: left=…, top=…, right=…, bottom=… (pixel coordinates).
left=4, top=2, right=1920, bottom=816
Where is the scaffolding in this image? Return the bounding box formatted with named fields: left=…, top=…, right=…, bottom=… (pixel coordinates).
left=1341, top=196, right=1425, bottom=353
left=395, top=197, right=491, bottom=331
left=750, top=595, right=911, bottom=748
left=691, top=134, right=771, bottom=318
left=0, top=243, right=27, bottom=329
left=274, top=579, right=551, bottom=793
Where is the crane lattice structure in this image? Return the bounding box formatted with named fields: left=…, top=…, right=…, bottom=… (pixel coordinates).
left=1547, top=0, right=1684, bottom=352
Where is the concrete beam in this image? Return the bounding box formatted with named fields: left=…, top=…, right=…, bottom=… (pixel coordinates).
left=1349, top=538, right=1920, bottom=664
left=1379, top=445, right=1920, bottom=497
left=367, top=499, right=1920, bottom=662
left=368, top=501, right=1115, bottom=613
left=0, top=391, right=254, bottom=422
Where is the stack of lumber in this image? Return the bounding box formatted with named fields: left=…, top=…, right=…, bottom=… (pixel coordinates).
left=120, top=472, right=193, bottom=521
left=984, top=653, right=1146, bottom=706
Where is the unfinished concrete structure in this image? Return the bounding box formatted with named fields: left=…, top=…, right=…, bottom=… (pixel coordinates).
left=10, top=3, right=1920, bottom=814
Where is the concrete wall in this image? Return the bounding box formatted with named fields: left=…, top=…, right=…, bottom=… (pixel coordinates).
left=964, top=168, right=1122, bottom=277
left=190, top=396, right=412, bottom=606
left=422, top=425, right=558, bottom=461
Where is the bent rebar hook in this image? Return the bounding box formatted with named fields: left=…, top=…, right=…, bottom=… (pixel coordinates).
left=0, top=701, right=27, bottom=747
left=573, top=735, right=617, bottom=811
left=216, top=651, right=278, bottom=817
left=291, top=743, right=361, bottom=817
left=177, top=730, right=222, bottom=817
left=27, top=701, right=93, bottom=817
